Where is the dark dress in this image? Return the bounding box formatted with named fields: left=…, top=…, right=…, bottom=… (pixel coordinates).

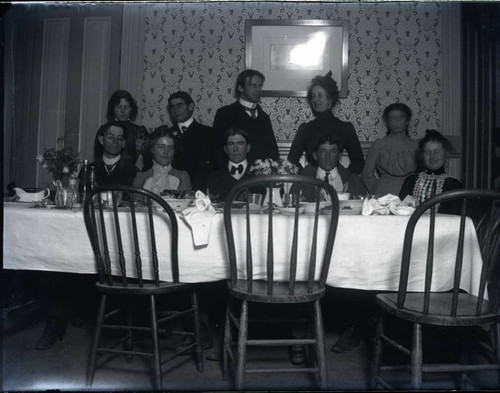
left=212, top=102, right=280, bottom=170
left=399, top=167, right=464, bottom=214
left=168, top=120, right=215, bottom=191
left=287, top=111, right=365, bottom=174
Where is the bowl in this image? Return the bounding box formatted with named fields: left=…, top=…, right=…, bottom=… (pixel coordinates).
left=161, top=198, right=192, bottom=211
left=339, top=199, right=363, bottom=212
left=337, top=192, right=351, bottom=201
left=301, top=201, right=329, bottom=214
left=278, top=206, right=305, bottom=215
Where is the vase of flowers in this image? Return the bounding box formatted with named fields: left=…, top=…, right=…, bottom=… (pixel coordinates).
left=36, top=137, right=81, bottom=205
left=248, top=158, right=300, bottom=207
left=36, top=137, right=80, bottom=186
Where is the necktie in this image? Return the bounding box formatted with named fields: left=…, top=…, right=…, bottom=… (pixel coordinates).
left=324, top=172, right=330, bottom=183
left=231, top=164, right=244, bottom=175
left=181, top=126, right=187, bottom=133
left=248, top=107, right=257, bottom=119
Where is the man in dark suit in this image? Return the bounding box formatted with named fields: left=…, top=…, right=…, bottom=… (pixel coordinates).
left=166, top=91, right=214, bottom=191
left=207, top=127, right=253, bottom=201
left=212, top=69, right=279, bottom=170
left=84, top=120, right=138, bottom=187
left=293, top=134, right=368, bottom=201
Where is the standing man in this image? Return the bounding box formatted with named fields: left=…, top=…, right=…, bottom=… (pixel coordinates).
left=212, top=69, right=280, bottom=170
left=166, top=91, right=214, bottom=191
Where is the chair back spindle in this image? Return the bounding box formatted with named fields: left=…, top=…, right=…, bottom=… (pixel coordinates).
left=224, top=174, right=339, bottom=302
left=83, top=185, right=180, bottom=288
left=397, top=189, right=500, bottom=318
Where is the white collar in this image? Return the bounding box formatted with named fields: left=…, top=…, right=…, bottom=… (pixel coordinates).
left=228, top=159, right=248, bottom=170
left=316, top=166, right=339, bottom=179
left=153, top=161, right=172, bottom=172
left=103, top=154, right=121, bottom=166
left=239, top=98, right=257, bottom=110
left=177, top=117, right=194, bottom=130
left=228, top=159, right=247, bottom=179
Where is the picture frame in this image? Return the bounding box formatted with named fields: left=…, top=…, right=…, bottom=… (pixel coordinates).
left=245, top=19, right=349, bottom=98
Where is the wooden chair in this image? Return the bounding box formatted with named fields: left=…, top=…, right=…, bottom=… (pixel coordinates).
left=371, top=189, right=500, bottom=390
left=221, top=174, right=339, bottom=389
left=83, top=185, right=203, bottom=390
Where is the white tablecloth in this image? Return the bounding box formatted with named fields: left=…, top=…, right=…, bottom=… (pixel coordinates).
left=3, top=203, right=484, bottom=295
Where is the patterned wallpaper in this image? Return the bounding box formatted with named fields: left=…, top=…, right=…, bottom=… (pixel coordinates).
left=141, top=1, right=443, bottom=143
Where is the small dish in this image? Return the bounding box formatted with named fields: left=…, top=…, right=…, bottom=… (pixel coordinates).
left=301, top=201, right=329, bottom=214
left=339, top=200, right=363, bottom=210
left=339, top=209, right=362, bottom=215
left=278, top=207, right=305, bottom=215
left=162, top=198, right=193, bottom=211
left=337, top=193, right=351, bottom=201
left=231, top=204, right=265, bottom=214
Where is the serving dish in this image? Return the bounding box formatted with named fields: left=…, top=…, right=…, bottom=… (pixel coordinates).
left=162, top=198, right=193, bottom=211
left=278, top=206, right=305, bottom=215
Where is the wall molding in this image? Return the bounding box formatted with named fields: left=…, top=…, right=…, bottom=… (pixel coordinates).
left=37, top=17, right=70, bottom=185
left=120, top=4, right=146, bottom=123
left=79, top=16, right=112, bottom=160
left=441, top=3, right=463, bottom=180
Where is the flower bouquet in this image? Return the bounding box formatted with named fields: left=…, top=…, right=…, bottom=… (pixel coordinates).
left=248, top=158, right=300, bottom=207
left=36, top=137, right=80, bottom=184
left=248, top=158, right=300, bottom=176
left=36, top=137, right=81, bottom=207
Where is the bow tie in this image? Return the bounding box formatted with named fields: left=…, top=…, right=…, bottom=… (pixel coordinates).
left=231, top=164, right=244, bottom=175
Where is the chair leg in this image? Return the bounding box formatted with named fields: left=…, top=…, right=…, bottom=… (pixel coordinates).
left=87, top=294, right=107, bottom=387
left=458, top=328, right=470, bottom=389
left=494, top=322, right=500, bottom=387
left=313, top=299, right=327, bottom=389
left=191, top=290, right=204, bottom=372
left=149, top=295, right=162, bottom=390
left=222, top=299, right=232, bottom=381
left=411, top=323, right=423, bottom=389
left=370, top=309, right=384, bottom=389
left=235, top=300, right=248, bottom=390
left=124, top=306, right=134, bottom=363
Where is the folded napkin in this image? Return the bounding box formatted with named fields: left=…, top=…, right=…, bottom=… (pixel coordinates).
left=181, top=191, right=220, bottom=247
left=362, top=194, right=416, bottom=216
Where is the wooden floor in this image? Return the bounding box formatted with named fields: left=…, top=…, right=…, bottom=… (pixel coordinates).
left=2, top=304, right=499, bottom=391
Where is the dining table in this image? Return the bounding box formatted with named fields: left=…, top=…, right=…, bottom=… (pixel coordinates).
left=3, top=201, right=484, bottom=296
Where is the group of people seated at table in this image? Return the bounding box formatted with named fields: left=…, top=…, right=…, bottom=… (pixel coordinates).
left=37, top=68, right=464, bottom=357
left=86, top=69, right=463, bottom=209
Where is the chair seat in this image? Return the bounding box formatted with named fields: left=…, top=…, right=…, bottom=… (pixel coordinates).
left=227, top=279, right=325, bottom=303
left=96, top=280, right=193, bottom=296
left=377, top=292, right=500, bottom=326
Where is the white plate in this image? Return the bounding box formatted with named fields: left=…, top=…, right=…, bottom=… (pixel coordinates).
left=339, top=200, right=363, bottom=210
left=301, top=201, right=329, bottom=214
left=161, top=198, right=193, bottom=210
left=231, top=206, right=265, bottom=214
left=339, top=209, right=362, bottom=215
left=278, top=207, right=305, bottom=215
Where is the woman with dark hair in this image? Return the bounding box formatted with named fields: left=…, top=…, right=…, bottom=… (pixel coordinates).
left=287, top=72, right=364, bottom=173
left=361, top=103, right=419, bottom=196
left=133, top=128, right=191, bottom=195
left=399, top=129, right=463, bottom=214
left=94, top=90, right=149, bottom=169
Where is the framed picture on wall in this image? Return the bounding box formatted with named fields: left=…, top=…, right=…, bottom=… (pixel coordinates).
left=245, top=19, right=349, bottom=98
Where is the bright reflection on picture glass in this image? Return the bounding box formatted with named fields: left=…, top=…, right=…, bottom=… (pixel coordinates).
left=270, top=32, right=328, bottom=71
left=246, top=20, right=348, bottom=97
